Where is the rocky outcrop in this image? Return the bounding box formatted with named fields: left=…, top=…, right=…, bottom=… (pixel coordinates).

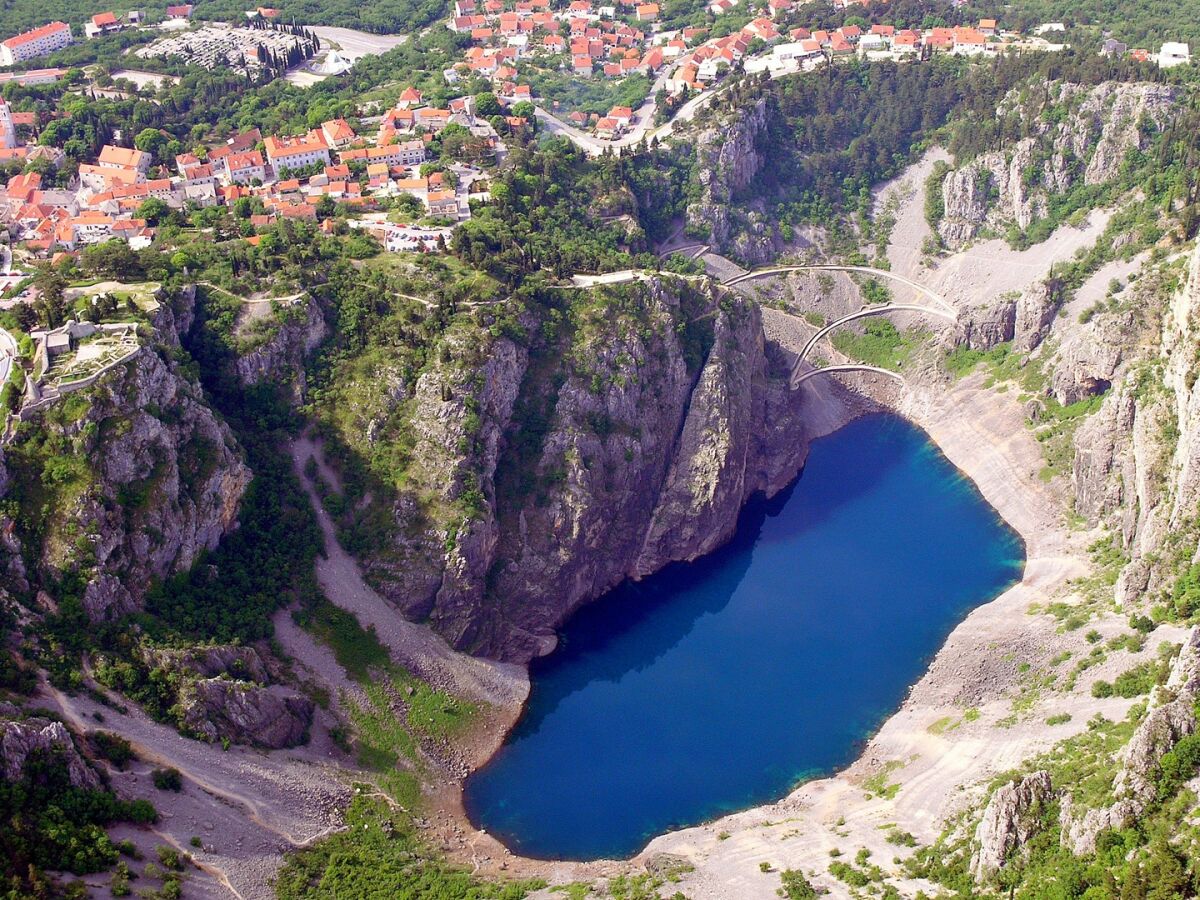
left=685, top=99, right=785, bottom=264
left=143, top=645, right=271, bottom=684
left=971, top=770, right=1054, bottom=881
left=1071, top=240, right=1200, bottom=602
left=938, top=82, right=1176, bottom=249
left=177, top=678, right=313, bottom=749
left=0, top=295, right=250, bottom=622
left=0, top=705, right=101, bottom=790
left=235, top=294, right=327, bottom=403
left=1062, top=628, right=1198, bottom=854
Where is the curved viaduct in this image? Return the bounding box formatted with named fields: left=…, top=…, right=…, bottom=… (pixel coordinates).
left=723, top=264, right=954, bottom=314
left=791, top=364, right=905, bottom=389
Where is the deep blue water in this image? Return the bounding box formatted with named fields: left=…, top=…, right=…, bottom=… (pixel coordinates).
left=463, top=413, right=1024, bottom=861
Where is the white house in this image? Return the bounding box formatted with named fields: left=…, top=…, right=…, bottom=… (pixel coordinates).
left=1158, top=41, right=1191, bottom=68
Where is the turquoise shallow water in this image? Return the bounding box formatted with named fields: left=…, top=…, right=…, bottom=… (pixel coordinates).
left=464, top=413, right=1025, bottom=861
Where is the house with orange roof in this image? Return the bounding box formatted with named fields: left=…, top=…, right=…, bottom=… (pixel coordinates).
left=951, top=26, right=988, bottom=54
left=426, top=190, right=459, bottom=218
left=320, top=119, right=357, bottom=148
left=264, top=132, right=331, bottom=173
left=84, top=12, right=123, bottom=39
left=225, top=150, right=267, bottom=184
left=98, top=144, right=151, bottom=176
left=635, top=3, right=658, bottom=21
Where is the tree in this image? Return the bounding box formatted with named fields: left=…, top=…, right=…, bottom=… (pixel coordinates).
left=33, top=267, right=67, bottom=329
left=473, top=91, right=502, bottom=117
left=134, top=128, right=169, bottom=157
left=81, top=240, right=142, bottom=281
left=137, top=198, right=169, bottom=226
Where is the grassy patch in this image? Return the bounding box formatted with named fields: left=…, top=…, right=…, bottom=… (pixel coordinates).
left=862, top=761, right=904, bottom=800
left=275, top=794, right=545, bottom=899
left=831, top=320, right=927, bottom=371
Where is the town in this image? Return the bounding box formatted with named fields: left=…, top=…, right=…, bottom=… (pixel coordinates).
left=0, top=0, right=1191, bottom=278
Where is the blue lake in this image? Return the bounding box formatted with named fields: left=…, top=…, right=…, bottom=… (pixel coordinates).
left=464, top=413, right=1024, bottom=861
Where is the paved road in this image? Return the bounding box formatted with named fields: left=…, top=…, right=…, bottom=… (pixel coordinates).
left=309, top=27, right=408, bottom=62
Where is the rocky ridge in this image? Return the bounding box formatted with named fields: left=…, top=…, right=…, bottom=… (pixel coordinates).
left=937, top=82, right=1176, bottom=250
left=0, top=702, right=101, bottom=790
left=0, top=287, right=250, bottom=621
left=684, top=98, right=786, bottom=265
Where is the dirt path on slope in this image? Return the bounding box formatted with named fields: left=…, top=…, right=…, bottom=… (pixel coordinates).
left=289, top=435, right=528, bottom=711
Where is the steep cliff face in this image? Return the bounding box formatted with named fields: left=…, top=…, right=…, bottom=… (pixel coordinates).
left=685, top=98, right=785, bottom=264
left=235, top=294, right=327, bottom=403
left=338, top=278, right=863, bottom=662
left=1071, top=244, right=1200, bottom=604
left=938, top=82, right=1176, bottom=249
left=0, top=293, right=250, bottom=622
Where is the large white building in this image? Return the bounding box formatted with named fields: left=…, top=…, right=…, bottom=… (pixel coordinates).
left=0, top=21, right=72, bottom=66
left=1158, top=41, right=1191, bottom=68
left=264, top=133, right=331, bottom=174
left=0, top=99, right=16, bottom=150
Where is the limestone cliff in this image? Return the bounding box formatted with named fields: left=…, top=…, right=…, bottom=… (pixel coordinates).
left=1071, top=242, right=1200, bottom=605
left=0, top=702, right=101, bottom=790
left=971, top=770, right=1054, bottom=881
left=234, top=293, right=327, bottom=403
left=938, top=82, right=1176, bottom=249
left=0, top=291, right=250, bottom=622
left=332, top=277, right=865, bottom=662
left=684, top=98, right=785, bottom=265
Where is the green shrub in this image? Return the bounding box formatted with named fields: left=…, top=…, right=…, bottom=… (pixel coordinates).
left=779, top=869, right=818, bottom=899
left=89, top=732, right=135, bottom=769
left=151, top=768, right=183, bottom=792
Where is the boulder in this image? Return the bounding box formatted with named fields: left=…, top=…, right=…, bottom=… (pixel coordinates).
left=971, top=770, right=1055, bottom=882
left=177, top=679, right=313, bottom=749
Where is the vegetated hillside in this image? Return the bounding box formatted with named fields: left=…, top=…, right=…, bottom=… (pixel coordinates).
left=670, top=50, right=1178, bottom=264
left=962, top=0, right=1200, bottom=50
left=931, top=80, right=1185, bottom=250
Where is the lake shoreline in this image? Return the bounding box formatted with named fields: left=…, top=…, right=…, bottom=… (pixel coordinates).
left=422, top=367, right=1092, bottom=893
